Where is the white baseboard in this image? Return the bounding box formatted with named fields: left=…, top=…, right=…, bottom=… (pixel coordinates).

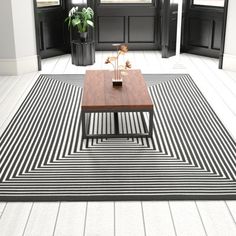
left=0, top=55, right=38, bottom=75
left=223, top=54, right=236, bottom=72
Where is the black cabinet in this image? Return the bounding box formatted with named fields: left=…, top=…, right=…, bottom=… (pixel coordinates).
left=71, top=40, right=95, bottom=66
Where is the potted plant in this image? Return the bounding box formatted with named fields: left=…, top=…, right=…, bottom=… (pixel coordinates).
left=65, top=6, right=94, bottom=42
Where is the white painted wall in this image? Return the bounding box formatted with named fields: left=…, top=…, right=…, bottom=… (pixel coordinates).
left=223, top=0, right=236, bottom=71
left=11, top=0, right=37, bottom=58
left=0, top=0, right=16, bottom=59
left=0, top=0, right=38, bottom=75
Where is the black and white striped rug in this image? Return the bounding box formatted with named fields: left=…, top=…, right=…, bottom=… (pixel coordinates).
left=1, top=74, right=236, bottom=201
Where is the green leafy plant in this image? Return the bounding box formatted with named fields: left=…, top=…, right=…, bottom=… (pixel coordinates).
left=65, top=7, right=94, bottom=33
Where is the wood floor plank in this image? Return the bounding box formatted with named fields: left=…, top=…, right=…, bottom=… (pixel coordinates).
left=0, top=202, right=6, bottom=218
left=225, top=201, right=236, bottom=224
left=0, top=203, right=33, bottom=236
left=149, top=51, right=164, bottom=72
left=204, top=58, right=236, bottom=96
left=140, top=51, right=151, bottom=73
left=91, top=51, right=103, bottom=69
left=185, top=54, right=236, bottom=109
left=23, top=202, right=60, bottom=236
left=60, top=51, right=112, bottom=74
left=225, top=70, right=236, bottom=83
left=181, top=53, right=236, bottom=139
left=51, top=54, right=71, bottom=74
left=170, top=201, right=206, bottom=236
left=0, top=76, right=9, bottom=87
left=0, top=76, right=19, bottom=104
left=142, top=201, right=176, bottom=236
left=0, top=72, right=39, bottom=135
left=41, top=56, right=61, bottom=74
left=0, top=76, right=14, bottom=87
left=54, top=202, right=87, bottom=236
left=84, top=202, right=114, bottom=236
left=115, top=202, right=145, bottom=236
left=194, top=55, right=236, bottom=112
left=197, top=201, right=236, bottom=236
left=127, top=51, right=139, bottom=70
left=135, top=51, right=152, bottom=73
left=64, top=57, right=81, bottom=74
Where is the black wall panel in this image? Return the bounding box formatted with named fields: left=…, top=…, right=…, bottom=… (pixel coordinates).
left=212, top=20, right=222, bottom=50
left=98, top=17, right=125, bottom=43
left=43, top=15, right=66, bottom=49
left=188, top=18, right=211, bottom=48
left=168, top=15, right=177, bottom=51
left=95, top=2, right=160, bottom=50
left=128, top=17, right=155, bottom=43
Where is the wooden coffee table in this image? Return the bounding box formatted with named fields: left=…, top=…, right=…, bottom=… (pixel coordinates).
left=81, top=70, right=154, bottom=139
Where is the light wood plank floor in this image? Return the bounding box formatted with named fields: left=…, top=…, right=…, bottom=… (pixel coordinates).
left=0, top=51, right=236, bottom=236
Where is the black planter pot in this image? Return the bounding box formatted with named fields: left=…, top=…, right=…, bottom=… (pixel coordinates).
left=79, top=32, right=88, bottom=42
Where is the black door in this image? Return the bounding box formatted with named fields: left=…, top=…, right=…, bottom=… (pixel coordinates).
left=182, top=0, right=224, bottom=58
left=35, top=0, right=69, bottom=59
left=95, top=0, right=160, bottom=50
left=161, top=0, right=178, bottom=58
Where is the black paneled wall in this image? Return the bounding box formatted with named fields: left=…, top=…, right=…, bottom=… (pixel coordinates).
left=95, top=2, right=160, bottom=50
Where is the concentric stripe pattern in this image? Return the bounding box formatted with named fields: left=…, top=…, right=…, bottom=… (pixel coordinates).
left=1, top=74, right=236, bottom=201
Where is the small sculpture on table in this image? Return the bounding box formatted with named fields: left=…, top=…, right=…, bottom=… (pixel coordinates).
left=105, top=44, right=131, bottom=86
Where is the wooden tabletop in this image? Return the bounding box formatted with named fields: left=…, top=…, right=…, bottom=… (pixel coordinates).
left=81, top=70, right=153, bottom=111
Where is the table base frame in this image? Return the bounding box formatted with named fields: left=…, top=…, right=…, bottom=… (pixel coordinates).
left=81, top=109, right=153, bottom=139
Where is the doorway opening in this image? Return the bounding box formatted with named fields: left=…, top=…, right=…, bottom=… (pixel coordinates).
left=33, top=0, right=229, bottom=70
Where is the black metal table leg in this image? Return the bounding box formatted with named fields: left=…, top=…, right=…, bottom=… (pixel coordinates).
left=140, top=112, right=148, bottom=133
left=149, top=110, right=154, bottom=137
left=81, top=110, right=86, bottom=139
left=114, top=112, right=119, bottom=135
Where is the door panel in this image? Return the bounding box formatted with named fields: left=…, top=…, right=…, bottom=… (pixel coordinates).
left=212, top=19, right=223, bottom=50
left=183, top=2, right=224, bottom=58
left=129, top=17, right=155, bottom=42
left=188, top=18, right=211, bottom=48
left=36, top=0, right=69, bottom=59
left=98, top=17, right=125, bottom=43
left=161, top=0, right=178, bottom=58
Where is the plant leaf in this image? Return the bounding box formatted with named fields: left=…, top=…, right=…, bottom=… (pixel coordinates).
left=72, top=18, right=80, bottom=27
left=87, top=20, right=94, bottom=27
